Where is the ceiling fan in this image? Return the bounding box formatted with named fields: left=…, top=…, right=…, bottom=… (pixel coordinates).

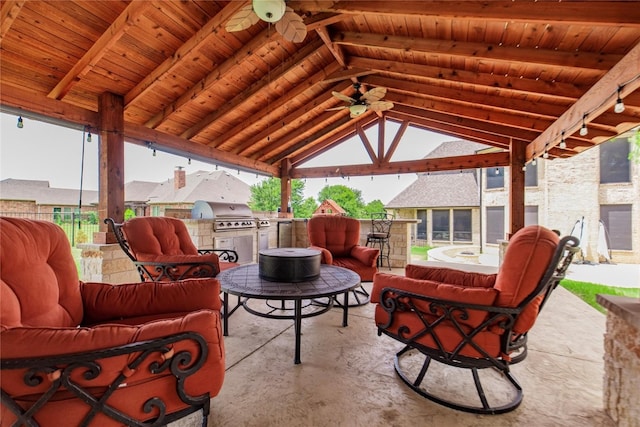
left=225, top=0, right=307, bottom=43
left=327, top=83, right=394, bottom=118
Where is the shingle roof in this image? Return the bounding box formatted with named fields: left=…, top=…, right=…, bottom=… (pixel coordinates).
left=385, top=140, right=488, bottom=209
left=0, top=178, right=98, bottom=206
left=146, top=170, right=250, bottom=205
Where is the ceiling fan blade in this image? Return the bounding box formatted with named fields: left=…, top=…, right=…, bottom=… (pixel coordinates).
left=275, top=8, right=307, bottom=43
left=326, top=106, right=348, bottom=111
left=226, top=5, right=259, bottom=32
left=367, top=100, right=394, bottom=112
left=362, top=86, right=387, bottom=102
left=331, top=91, right=356, bottom=103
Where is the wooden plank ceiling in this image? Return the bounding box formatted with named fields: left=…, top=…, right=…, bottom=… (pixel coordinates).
left=1, top=0, right=639, bottom=179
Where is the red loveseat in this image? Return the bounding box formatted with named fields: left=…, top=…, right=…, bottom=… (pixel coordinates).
left=1, top=217, right=225, bottom=426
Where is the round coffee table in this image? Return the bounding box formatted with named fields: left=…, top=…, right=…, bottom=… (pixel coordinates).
left=218, top=264, right=360, bottom=364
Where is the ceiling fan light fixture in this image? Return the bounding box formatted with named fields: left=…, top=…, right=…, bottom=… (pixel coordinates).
left=253, top=0, right=286, bottom=23
left=349, top=104, right=367, bottom=116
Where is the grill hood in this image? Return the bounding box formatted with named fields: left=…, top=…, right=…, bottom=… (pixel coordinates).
left=191, top=200, right=253, bottom=219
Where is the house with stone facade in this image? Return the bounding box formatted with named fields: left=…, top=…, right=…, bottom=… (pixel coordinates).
left=386, top=136, right=639, bottom=264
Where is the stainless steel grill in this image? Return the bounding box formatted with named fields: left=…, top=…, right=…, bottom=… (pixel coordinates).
left=191, top=201, right=256, bottom=231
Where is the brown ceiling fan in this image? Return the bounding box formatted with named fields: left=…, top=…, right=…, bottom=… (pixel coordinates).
left=225, top=0, right=307, bottom=43
left=327, top=83, right=395, bottom=118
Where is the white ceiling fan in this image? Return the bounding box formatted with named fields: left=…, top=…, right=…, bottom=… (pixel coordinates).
left=327, top=83, right=394, bottom=118
left=225, top=0, right=307, bottom=43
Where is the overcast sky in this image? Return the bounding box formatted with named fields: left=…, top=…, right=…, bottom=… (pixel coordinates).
left=0, top=112, right=451, bottom=204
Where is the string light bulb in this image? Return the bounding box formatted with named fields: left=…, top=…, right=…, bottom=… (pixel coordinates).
left=17, top=116, right=23, bottom=128
left=543, top=150, right=549, bottom=159
left=614, top=87, right=625, bottom=113
left=579, top=115, right=588, bottom=136
left=559, top=131, right=567, bottom=149
left=188, top=158, right=191, bottom=165
left=152, top=149, right=156, bottom=157
left=532, top=156, right=537, bottom=166
left=86, top=132, right=92, bottom=143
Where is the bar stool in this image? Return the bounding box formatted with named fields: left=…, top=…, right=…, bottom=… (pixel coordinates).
left=366, top=212, right=393, bottom=270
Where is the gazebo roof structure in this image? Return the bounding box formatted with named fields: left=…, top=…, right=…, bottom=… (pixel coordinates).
left=1, top=1, right=639, bottom=180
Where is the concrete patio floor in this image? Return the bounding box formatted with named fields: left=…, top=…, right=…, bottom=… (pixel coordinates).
left=174, top=265, right=614, bottom=427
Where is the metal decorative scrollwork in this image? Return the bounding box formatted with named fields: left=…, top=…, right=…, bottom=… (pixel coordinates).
left=1, top=332, right=210, bottom=427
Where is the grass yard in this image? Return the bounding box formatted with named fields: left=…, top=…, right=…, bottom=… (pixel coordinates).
left=411, top=245, right=431, bottom=260
left=560, top=280, right=639, bottom=314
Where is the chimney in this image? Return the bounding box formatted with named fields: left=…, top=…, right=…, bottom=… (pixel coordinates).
left=174, top=166, right=186, bottom=190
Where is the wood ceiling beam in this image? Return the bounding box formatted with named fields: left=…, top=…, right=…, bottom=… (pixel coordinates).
left=303, top=12, right=349, bottom=31
left=124, top=123, right=278, bottom=176
left=47, top=1, right=150, bottom=100
left=257, top=109, right=355, bottom=163
left=389, top=104, right=597, bottom=150
left=290, top=1, right=640, bottom=27
left=320, top=67, right=377, bottom=85
left=366, top=74, right=637, bottom=130
left=383, top=119, right=408, bottom=163
left=356, top=121, right=379, bottom=164
left=529, top=41, right=640, bottom=159
left=149, top=38, right=324, bottom=131
left=316, top=26, right=346, bottom=68
left=349, top=56, right=589, bottom=100
left=0, top=0, right=24, bottom=42
left=291, top=152, right=512, bottom=179
left=231, top=79, right=351, bottom=156
left=124, top=1, right=248, bottom=106
left=335, top=31, right=619, bottom=73
left=383, top=91, right=622, bottom=142
left=210, top=62, right=342, bottom=149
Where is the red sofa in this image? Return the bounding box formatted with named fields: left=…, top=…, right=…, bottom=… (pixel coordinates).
left=1, top=217, right=225, bottom=426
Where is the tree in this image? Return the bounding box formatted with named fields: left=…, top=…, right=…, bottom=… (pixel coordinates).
left=295, top=197, right=319, bottom=218
left=629, top=128, right=640, bottom=163
left=363, top=199, right=385, bottom=217
left=317, top=185, right=366, bottom=218
left=249, top=177, right=307, bottom=216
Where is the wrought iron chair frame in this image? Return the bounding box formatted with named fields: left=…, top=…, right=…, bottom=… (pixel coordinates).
left=366, top=212, right=393, bottom=270
left=105, top=218, right=238, bottom=282
left=376, top=235, right=579, bottom=414
left=1, top=332, right=210, bottom=427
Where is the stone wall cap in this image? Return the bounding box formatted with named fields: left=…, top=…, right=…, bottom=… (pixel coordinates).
left=597, top=294, right=640, bottom=330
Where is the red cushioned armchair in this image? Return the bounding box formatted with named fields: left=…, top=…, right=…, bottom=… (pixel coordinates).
left=105, top=216, right=239, bottom=282
left=371, top=225, right=579, bottom=414
left=1, top=217, right=225, bottom=426
left=307, top=215, right=379, bottom=305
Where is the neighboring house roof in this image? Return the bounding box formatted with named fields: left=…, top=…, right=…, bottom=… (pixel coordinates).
left=385, top=140, right=489, bottom=209
left=125, top=181, right=159, bottom=203
left=0, top=178, right=98, bottom=206
left=146, top=170, right=251, bottom=205
left=313, top=199, right=346, bottom=215
left=1, top=170, right=251, bottom=209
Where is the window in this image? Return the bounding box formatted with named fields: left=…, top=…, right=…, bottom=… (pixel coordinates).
left=525, top=161, right=538, bottom=187
left=600, top=205, right=632, bottom=250
left=152, top=206, right=161, bottom=216
left=453, top=209, right=472, bottom=242
left=486, top=167, right=504, bottom=189
left=53, top=207, right=62, bottom=224
left=600, top=138, right=630, bottom=183
left=416, top=209, right=427, bottom=240
left=525, top=206, right=538, bottom=226
left=432, top=210, right=450, bottom=241
left=486, top=207, right=505, bottom=244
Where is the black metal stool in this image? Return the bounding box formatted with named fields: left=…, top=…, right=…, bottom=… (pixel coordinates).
left=366, top=212, right=393, bottom=270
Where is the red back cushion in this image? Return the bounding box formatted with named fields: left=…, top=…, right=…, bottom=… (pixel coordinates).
left=122, top=217, right=198, bottom=257
left=494, top=225, right=559, bottom=308
left=307, top=216, right=361, bottom=257
left=0, top=217, right=83, bottom=328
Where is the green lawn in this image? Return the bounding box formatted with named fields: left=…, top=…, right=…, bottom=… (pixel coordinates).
left=411, top=245, right=431, bottom=260
left=560, top=279, right=639, bottom=314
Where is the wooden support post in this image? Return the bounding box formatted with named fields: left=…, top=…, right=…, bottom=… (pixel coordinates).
left=279, top=158, right=293, bottom=218
left=94, top=92, right=125, bottom=244
left=509, top=139, right=526, bottom=238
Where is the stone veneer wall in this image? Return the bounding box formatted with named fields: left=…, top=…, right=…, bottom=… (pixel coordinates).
left=80, top=243, right=139, bottom=284
left=597, top=295, right=640, bottom=427
left=602, top=313, right=640, bottom=426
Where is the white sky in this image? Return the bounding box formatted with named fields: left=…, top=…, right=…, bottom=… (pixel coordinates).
left=0, top=112, right=452, bottom=204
